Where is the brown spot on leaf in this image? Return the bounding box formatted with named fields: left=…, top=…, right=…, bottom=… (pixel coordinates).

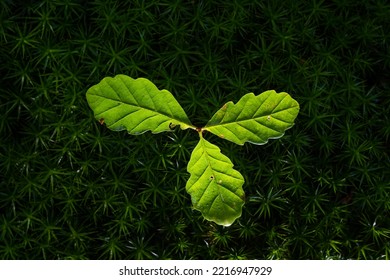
left=99, top=118, right=105, bottom=125
left=169, top=122, right=176, bottom=130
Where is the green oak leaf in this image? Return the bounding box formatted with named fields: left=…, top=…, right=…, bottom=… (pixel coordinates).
left=186, top=133, right=245, bottom=226
left=203, top=90, right=300, bottom=145
left=86, top=75, right=195, bottom=134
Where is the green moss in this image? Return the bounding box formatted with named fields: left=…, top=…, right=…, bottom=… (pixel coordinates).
left=1, top=0, right=389, bottom=259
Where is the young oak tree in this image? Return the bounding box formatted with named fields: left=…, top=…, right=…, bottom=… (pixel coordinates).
left=86, top=75, right=299, bottom=226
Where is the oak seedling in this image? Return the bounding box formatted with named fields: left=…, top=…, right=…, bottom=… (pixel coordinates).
left=86, top=75, right=299, bottom=226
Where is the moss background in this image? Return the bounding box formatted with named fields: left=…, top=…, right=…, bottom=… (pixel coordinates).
left=1, top=0, right=390, bottom=259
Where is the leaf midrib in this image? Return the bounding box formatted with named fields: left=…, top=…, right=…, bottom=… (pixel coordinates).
left=204, top=104, right=298, bottom=130
left=90, top=91, right=193, bottom=127
left=198, top=137, right=243, bottom=204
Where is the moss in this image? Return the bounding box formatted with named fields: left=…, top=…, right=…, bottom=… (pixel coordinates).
left=1, top=0, right=389, bottom=259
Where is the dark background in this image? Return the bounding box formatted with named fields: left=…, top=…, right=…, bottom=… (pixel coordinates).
left=1, top=0, right=389, bottom=259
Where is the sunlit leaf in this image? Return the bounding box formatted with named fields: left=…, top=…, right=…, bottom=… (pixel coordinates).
left=186, top=133, right=245, bottom=226
left=86, top=75, right=195, bottom=134
left=204, top=90, right=299, bottom=145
